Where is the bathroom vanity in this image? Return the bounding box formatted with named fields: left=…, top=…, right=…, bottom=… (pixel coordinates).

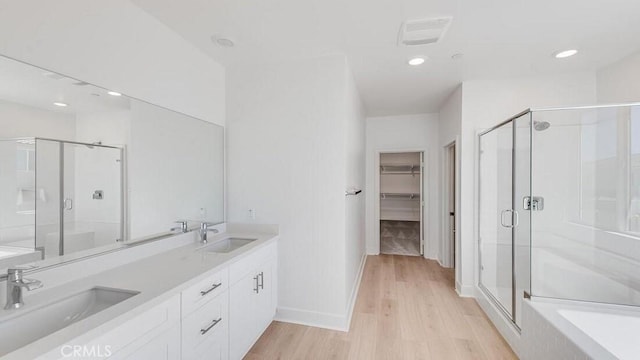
left=0, top=224, right=278, bottom=360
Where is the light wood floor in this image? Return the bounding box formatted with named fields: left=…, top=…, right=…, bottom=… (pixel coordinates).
left=246, top=255, right=517, bottom=360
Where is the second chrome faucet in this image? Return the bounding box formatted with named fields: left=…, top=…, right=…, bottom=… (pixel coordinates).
left=199, top=222, right=219, bottom=243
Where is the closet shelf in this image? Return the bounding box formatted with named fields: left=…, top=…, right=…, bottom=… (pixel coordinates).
left=380, top=193, right=420, bottom=201
left=380, top=164, right=420, bottom=175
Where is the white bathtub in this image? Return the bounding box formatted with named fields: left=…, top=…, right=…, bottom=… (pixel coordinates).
left=559, top=309, right=640, bottom=360
left=522, top=298, right=640, bottom=360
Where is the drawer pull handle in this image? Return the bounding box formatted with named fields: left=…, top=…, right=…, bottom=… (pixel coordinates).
left=200, top=318, right=222, bottom=335
left=253, top=275, right=259, bottom=293
left=200, top=283, right=222, bottom=296
left=258, top=271, right=264, bottom=290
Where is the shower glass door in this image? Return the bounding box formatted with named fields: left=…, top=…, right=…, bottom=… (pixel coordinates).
left=479, top=121, right=514, bottom=318
left=478, top=112, right=531, bottom=328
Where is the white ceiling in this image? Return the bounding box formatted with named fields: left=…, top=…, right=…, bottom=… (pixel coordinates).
left=131, top=0, right=640, bottom=116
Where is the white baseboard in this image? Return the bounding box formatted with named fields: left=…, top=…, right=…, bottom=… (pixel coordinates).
left=275, top=253, right=368, bottom=332
left=424, top=252, right=438, bottom=261
left=345, top=254, right=367, bottom=331
left=456, top=281, right=474, bottom=297
left=275, top=306, right=349, bottom=331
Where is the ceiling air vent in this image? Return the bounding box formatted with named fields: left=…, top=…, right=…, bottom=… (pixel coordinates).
left=398, top=17, right=452, bottom=46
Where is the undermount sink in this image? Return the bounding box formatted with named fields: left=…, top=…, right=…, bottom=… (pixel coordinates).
left=203, top=238, right=257, bottom=253
left=0, top=286, right=139, bottom=356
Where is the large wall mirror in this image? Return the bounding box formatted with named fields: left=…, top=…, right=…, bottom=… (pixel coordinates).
left=0, top=55, right=224, bottom=271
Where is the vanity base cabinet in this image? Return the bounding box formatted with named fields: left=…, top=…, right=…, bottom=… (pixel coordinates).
left=39, top=239, right=277, bottom=360
left=229, top=243, right=277, bottom=360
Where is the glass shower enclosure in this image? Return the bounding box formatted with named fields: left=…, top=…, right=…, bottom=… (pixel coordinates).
left=0, top=137, right=124, bottom=263
left=479, top=102, right=640, bottom=329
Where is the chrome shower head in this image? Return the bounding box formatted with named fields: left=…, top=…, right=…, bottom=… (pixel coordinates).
left=533, top=121, right=551, bottom=131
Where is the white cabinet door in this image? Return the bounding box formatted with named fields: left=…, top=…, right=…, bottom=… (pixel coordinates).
left=110, top=325, right=180, bottom=360
left=229, top=270, right=260, bottom=360
left=255, top=258, right=276, bottom=330
left=229, top=255, right=277, bottom=360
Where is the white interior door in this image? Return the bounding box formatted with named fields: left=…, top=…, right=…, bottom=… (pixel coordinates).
left=419, top=151, right=424, bottom=255
left=447, top=144, right=456, bottom=267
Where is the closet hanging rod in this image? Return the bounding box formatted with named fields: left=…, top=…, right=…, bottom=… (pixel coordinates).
left=380, top=193, right=420, bottom=200
left=380, top=164, right=420, bottom=175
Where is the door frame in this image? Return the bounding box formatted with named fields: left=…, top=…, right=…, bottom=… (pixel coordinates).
left=374, top=148, right=428, bottom=256
left=441, top=141, right=457, bottom=268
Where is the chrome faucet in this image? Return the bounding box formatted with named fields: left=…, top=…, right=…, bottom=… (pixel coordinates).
left=171, top=220, right=189, bottom=233
left=199, top=222, right=219, bottom=243
left=5, top=267, right=42, bottom=310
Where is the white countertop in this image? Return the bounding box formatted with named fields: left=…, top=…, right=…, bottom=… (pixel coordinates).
left=0, top=226, right=278, bottom=359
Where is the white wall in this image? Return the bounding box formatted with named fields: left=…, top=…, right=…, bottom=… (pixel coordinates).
left=437, top=86, right=462, bottom=276
left=343, top=64, right=366, bottom=313
left=597, top=50, right=640, bottom=103
left=226, top=54, right=365, bottom=330
left=439, top=86, right=462, bottom=147
left=365, top=113, right=439, bottom=258
left=0, top=0, right=225, bottom=125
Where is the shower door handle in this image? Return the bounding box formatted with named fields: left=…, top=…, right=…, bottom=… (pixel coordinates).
left=63, top=198, right=73, bottom=211
left=500, top=209, right=517, bottom=228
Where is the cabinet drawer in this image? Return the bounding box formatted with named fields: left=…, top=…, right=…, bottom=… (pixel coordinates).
left=229, top=241, right=276, bottom=285
left=182, top=267, right=228, bottom=315
left=183, top=328, right=228, bottom=360
left=182, top=290, right=229, bottom=355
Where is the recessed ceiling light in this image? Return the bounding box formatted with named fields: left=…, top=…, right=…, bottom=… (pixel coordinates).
left=408, top=57, right=426, bottom=66
left=212, top=36, right=235, bottom=48
left=554, top=49, right=578, bottom=59
left=53, top=102, right=68, bottom=107
left=107, top=91, right=122, bottom=96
